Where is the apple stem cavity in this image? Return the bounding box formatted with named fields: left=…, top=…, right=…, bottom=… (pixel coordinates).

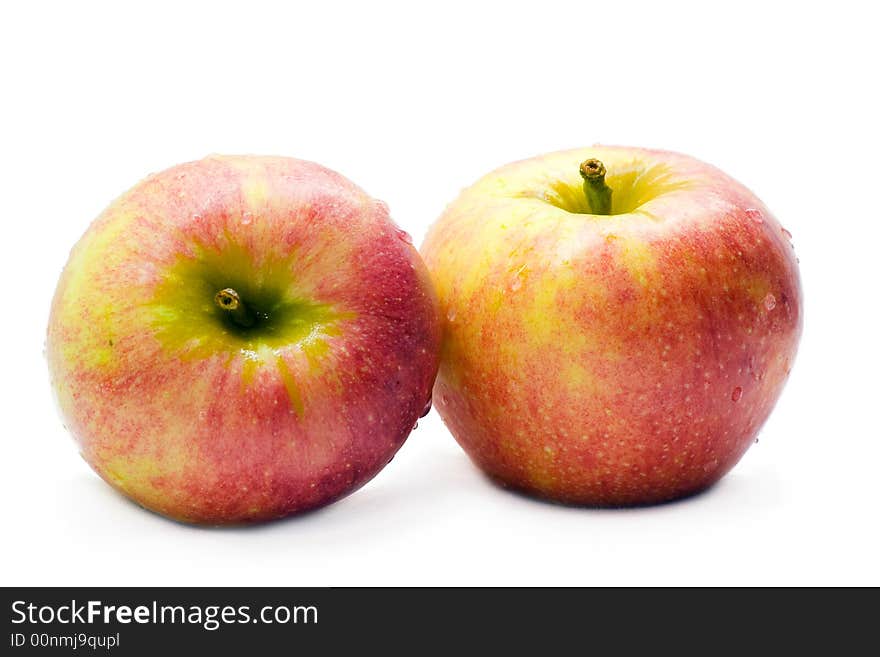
left=214, top=288, right=255, bottom=328
left=580, top=158, right=613, bottom=215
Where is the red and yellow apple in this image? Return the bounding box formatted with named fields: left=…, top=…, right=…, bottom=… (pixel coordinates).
left=421, top=146, right=802, bottom=505
left=47, top=155, right=440, bottom=524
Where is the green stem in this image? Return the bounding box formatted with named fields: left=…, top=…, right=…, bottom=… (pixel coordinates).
left=214, top=288, right=255, bottom=327
left=580, top=158, right=613, bottom=215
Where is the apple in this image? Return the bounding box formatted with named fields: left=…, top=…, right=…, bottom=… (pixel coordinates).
left=421, top=146, right=802, bottom=505
left=47, top=155, right=440, bottom=524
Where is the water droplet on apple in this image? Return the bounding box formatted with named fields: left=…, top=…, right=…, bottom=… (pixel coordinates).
left=241, top=213, right=253, bottom=226
left=748, top=355, right=762, bottom=381
left=420, top=396, right=433, bottom=418
left=731, top=386, right=743, bottom=402
left=781, top=227, right=793, bottom=241
left=395, top=228, right=413, bottom=244
left=446, top=307, right=457, bottom=322
left=745, top=208, right=764, bottom=224
left=763, top=293, right=777, bottom=311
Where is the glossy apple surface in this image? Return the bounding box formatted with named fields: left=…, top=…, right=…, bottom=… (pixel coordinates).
left=421, top=146, right=801, bottom=505
left=48, top=155, right=440, bottom=523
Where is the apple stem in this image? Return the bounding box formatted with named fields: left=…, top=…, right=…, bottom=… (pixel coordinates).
left=214, top=288, right=255, bottom=327
left=580, top=159, right=613, bottom=215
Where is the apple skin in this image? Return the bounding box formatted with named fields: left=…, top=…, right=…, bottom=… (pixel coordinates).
left=47, top=155, right=440, bottom=524
left=421, top=146, right=802, bottom=506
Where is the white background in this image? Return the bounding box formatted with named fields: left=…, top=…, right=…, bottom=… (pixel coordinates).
left=2, top=1, right=878, bottom=586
